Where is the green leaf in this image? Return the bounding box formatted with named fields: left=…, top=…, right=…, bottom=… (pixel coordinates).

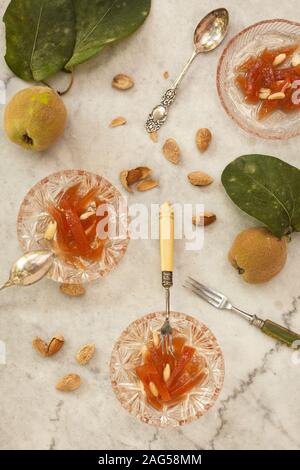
left=65, top=0, right=151, bottom=70
left=221, top=155, right=300, bottom=237
left=3, top=0, right=76, bottom=81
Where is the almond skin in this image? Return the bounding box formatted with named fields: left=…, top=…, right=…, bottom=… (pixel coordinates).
left=192, top=212, right=217, bottom=226
left=196, top=128, right=212, bottom=153
left=76, top=343, right=96, bottom=365
left=109, top=116, right=127, bottom=128
left=137, top=179, right=159, bottom=191
left=188, top=171, right=213, bottom=186
left=112, top=74, right=134, bottom=90
left=47, top=335, right=65, bottom=356
left=163, top=138, right=181, bottom=164
left=56, top=374, right=81, bottom=392
left=120, top=167, right=152, bottom=193
left=32, top=335, right=64, bottom=357
left=32, top=337, right=48, bottom=357
left=60, top=284, right=86, bottom=297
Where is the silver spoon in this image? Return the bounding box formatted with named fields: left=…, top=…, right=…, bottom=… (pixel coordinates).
left=0, top=250, right=55, bottom=291
left=145, top=8, right=229, bottom=133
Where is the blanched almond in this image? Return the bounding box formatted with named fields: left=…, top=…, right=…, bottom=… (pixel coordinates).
left=60, top=283, right=86, bottom=297
left=76, top=343, right=96, bottom=365
left=109, top=116, right=127, bottom=128
left=163, top=138, right=181, bottom=164
left=259, top=88, right=271, bottom=99
left=112, top=74, right=134, bottom=90
left=292, top=52, right=300, bottom=67
left=56, top=374, right=81, bottom=392
left=196, top=128, right=212, bottom=153
left=80, top=211, right=94, bottom=220
left=163, top=363, right=171, bottom=382
left=188, top=171, right=213, bottom=186
left=268, top=92, right=285, bottom=100
left=192, top=212, right=217, bottom=226
left=272, top=53, right=287, bottom=66
left=149, top=381, right=159, bottom=397
left=152, top=331, right=160, bottom=347
left=137, top=179, right=159, bottom=191
left=44, top=221, right=57, bottom=241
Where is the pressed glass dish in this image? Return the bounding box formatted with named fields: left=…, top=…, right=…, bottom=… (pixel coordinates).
left=110, top=311, right=224, bottom=428
left=17, top=169, right=129, bottom=284
left=217, top=19, right=300, bottom=140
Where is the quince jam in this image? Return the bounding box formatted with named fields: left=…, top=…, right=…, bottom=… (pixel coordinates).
left=47, top=183, right=108, bottom=263
left=235, top=46, right=300, bottom=119
left=136, top=334, right=208, bottom=410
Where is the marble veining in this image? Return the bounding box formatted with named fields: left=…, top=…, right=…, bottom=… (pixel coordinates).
left=0, top=0, right=300, bottom=450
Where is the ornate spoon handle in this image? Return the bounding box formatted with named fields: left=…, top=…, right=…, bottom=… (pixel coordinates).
left=145, top=88, right=177, bottom=133
left=145, top=51, right=197, bottom=133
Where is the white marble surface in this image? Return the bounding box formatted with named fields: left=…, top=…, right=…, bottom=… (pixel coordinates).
left=0, top=0, right=300, bottom=450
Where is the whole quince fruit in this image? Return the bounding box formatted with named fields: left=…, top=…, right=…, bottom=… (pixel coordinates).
left=4, top=86, right=67, bottom=151
left=228, top=227, right=287, bottom=283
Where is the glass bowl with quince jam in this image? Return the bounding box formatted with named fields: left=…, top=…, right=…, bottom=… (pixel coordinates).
left=217, top=19, right=300, bottom=139
left=110, top=311, right=224, bottom=428
left=17, top=169, right=129, bottom=284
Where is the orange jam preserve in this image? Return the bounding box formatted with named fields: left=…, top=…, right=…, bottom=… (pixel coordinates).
left=136, top=334, right=208, bottom=410
left=235, top=46, right=300, bottom=119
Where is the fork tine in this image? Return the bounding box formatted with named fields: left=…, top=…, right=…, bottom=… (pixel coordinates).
left=169, top=334, right=175, bottom=357
left=161, top=334, right=165, bottom=355
left=183, top=283, right=220, bottom=308
left=187, top=276, right=223, bottom=301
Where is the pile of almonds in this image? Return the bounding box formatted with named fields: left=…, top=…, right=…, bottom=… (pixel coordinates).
left=32, top=334, right=96, bottom=392
left=120, top=166, right=159, bottom=193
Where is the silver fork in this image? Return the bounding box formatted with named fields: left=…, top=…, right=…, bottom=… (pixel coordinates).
left=184, top=276, right=300, bottom=348
left=160, top=281, right=174, bottom=356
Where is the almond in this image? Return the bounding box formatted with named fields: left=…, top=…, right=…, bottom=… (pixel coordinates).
left=259, top=88, right=271, bottom=100
left=188, top=171, right=213, bottom=186
left=60, top=283, right=86, bottom=297
left=32, top=335, right=64, bottom=357
left=137, top=179, right=159, bottom=192
left=163, top=363, right=171, bottom=382
left=120, top=167, right=152, bottom=193
left=76, top=343, right=96, bottom=365
left=149, top=131, right=158, bottom=143
left=196, top=128, right=212, bottom=153
left=192, top=212, right=217, bottom=226
left=268, top=92, right=285, bottom=100
left=47, top=335, right=65, bottom=356
left=44, top=221, right=57, bottom=241
left=292, top=52, right=300, bottom=67
left=149, top=381, right=159, bottom=397
left=32, top=337, right=48, bottom=357
left=152, top=330, right=160, bottom=347
left=112, top=74, right=134, bottom=90
left=162, top=138, right=181, bottom=164
left=109, top=116, right=127, bottom=128
left=272, top=53, right=286, bottom=66
left=56, top=374, right=81, bottom=392
left=163, top=71, right=169, bottom=79
left=79, top=211, right=95, bottom=220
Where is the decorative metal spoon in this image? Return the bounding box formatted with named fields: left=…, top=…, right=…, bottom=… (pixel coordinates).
left=0, top=250, right=55, bottom=291
left=145, top=8, right=229, bottom=133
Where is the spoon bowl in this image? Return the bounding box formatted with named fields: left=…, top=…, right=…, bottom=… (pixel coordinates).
left=194, top=8, right=229, bottom=53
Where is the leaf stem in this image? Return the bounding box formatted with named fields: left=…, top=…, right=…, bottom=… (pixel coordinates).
left=42, top=70, right=74, bottom=96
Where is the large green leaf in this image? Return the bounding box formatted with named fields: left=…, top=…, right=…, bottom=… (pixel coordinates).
left=221, top=155, right=300, bottom=237
left=3, top=0, right=76, bottom=81
left=65, top=0, right=151, bottom=70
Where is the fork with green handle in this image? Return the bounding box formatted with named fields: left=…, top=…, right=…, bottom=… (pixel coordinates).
left=184, top=277, right=300, bottom=347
